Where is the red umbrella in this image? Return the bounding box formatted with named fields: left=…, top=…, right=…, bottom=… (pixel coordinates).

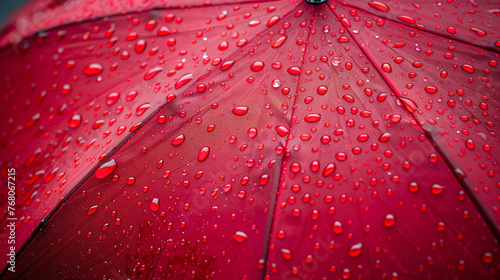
left=1, top=0, right=499, bottom=279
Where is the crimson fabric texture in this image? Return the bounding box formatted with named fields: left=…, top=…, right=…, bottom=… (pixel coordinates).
left=0, top=0, right=499, bottom=279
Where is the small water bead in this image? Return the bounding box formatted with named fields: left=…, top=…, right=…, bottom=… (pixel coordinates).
left=68, top=114, right=82, bottom=128
left=106, top=92, right=120, bottom=105
left=347, top=243, right=363, bottom=258
left=461, top=64, right=475, bottom=73
left=84, top=63, right=103, bottom=75
left=174, top=73, right=194, bottom=89
left=272, top=36, right=287, bottom=48
left=281, top=248, right=292, bottom=260
left=171, top=134, right=185, bottom=146
left=250, top=61, right=264, bottom=72
left=94, top=159, right=117, bottom=179
left=333, top=221, right=343, bottom=234
left=144, top=67, right=163, bottom=80
left=383, top=214, right=396, bottom=227
left=287, top=66, right=301, bottom=75
left=232, top=106, right=249, bottom=116
left=369, top=1, right=390, bottom=12
left=232, top=231, right=248, bottom=243
left=136, top=103, right=151, bottom=116
left=150, top=198, right=160, bottom=212
left=304, top=113, right=321, bottom=123
left=381, top=63, right=392, bottom=73
left=86, top=205, right=98, bottom=215
left=198, top=147, right=210, bottom=162
left=431, top=184, right=444, bottom=195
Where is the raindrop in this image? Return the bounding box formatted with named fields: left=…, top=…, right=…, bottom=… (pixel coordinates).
left=198, top=147, right=210, bottom=162
left=232, top=231, right=248, bottom=243
left=150, top=198, right=160, bottom=212
left=347, top=243, right=362, bottom=258
left=86, top=205, right=98, bottom=215
left=381, top=63, right=392, bottom=73
left=304, top=113, right=321, bottom=123
left=281, top=248, right=292, bottom=260
left=68, top=114, right=82, bottom=128
left=144, top=67, right=163, bottom=80
left=287, top=66, right=301, bottom=75
left=94, top=159, right=117, bottom=179
left=383, top=214, right=396, bottom=227
left=84, top=63, right=103, bottom=75
left=232, top=106, right=249, bottom=116
left=171, top=134, right=185, bottom=146
left=250, top=61, right=264, bottom=72
left=175, top=73, right=194, bottom=89
left=369, top=1, right=390, bottom=12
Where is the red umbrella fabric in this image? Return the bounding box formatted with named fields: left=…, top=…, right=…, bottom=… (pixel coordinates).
left=0, top=0, right=499, bottom=279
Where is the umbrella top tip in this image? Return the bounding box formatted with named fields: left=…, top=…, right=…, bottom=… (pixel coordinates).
left=306, top=0, right=328, bottom=4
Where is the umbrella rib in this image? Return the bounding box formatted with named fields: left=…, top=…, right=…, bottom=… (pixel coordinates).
left=328, top=0, right=500, bottom=54
left=326, top=5, right=500, bottom=241
left=259, top=2, right=315, bottom=279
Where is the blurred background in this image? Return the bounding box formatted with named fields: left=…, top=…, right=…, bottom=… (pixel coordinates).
left=0, top=0, right=30, bottom=28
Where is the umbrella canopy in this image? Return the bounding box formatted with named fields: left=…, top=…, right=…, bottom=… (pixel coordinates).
left=0, top=0, right=499, bottom=279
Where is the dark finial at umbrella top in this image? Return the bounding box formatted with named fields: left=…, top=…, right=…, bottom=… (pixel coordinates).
left=305, top=0, right=328, bottom=4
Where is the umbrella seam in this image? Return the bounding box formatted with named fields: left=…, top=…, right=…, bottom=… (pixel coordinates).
left=260, top=2, right=316, bottom=279
left=326, top=4, right=500, bottom=241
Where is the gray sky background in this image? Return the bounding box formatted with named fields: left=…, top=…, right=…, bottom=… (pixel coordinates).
left=0, top=0, right=31, bottom=29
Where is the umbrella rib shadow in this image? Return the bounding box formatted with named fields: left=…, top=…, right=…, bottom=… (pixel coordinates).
left=326, top=4, right=500, bottom=241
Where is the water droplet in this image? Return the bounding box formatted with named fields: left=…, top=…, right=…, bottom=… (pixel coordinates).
left=248, top=127, right=257, bottom=138
left=275, top=125, right=289, bottom=137
left=272, top=36, right=287, bottom=48
left=425, top=86, right=438, bottom=94
left=378, top=132, right=391, bottom=142
left=106, top=92, right=120, bottom=105
left=144, top=67, right=163, bottom=80
left=369, top=1, right=390, bottom=12
left=94, top=159, right=117, bottom=179
left=232, top=106, right=249, bottom=116
left=86, top=205, right=98, bottom=215
left=171, top=134, right=185, bottom=146
left=135, top=39, right=146, bottom=53
left=136, top=103, right=151, bottom=116
left=232, top=231, right=248, bottom=243
left=287, top=66, right=301, bottom=75
left=333, top=221, right=343, bottom=234
left=150, top=198, right=160, bottom=212
left=281, top=248, right=292, bottom=260
left=431, top=184, right=444, bottom=195
left=381, top=63, right=392, bottom=73
left=250, top=61, right=264, bottom=72
left=317, top=85, right=328, bottom=95
left=323, top=163, right=336, bottom=176
left=398, top=15, right=416, bottom=24
left=84, top=63, right=103, bottom=75
left=383, top=214, right=396, bottom=227
left=175, top=73, right=194, bottom=89
left=304, top=113, right=321, bottom=123
left=348, top=243, right=363, bottom=258
left=68, top=114, right=82, bottom=128
left=198, top=147, right=210, bottom=162
left=461, top=64, right=475, bottom=73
